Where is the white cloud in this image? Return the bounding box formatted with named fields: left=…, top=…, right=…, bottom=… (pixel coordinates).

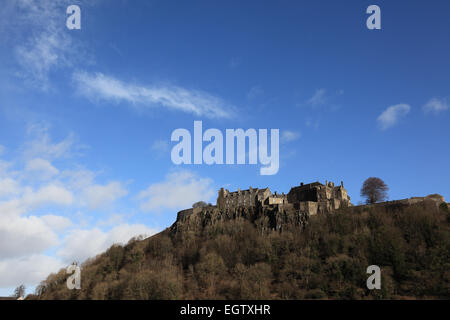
left=73, top=71, right=234, bottom=119
left=82, top=181, right=128, bottom=209
left=0, top=124, right=160, bottom=292
left=0, top=199, right=24, bottom=218
left=0, top=178, right=21, bottom=198
left=281, top=130, right=301, bottom=143
left=25, top=158, right=59, bottom=179
left=138, top=170, right=215, bottom=212
left=64, top=168, right=96, bottom=190
left=97, top=213, right=126, bottom=227
left=41, top=215, right=72, bottom=231
left=58, top=224, right=157, bottom=263
left=423, top=98, right=448, bottom=115
left=107, top=224, right=155, bottom=245
left=307, top=89, right=327, bottom=107
left=0, top=160, right=12, bottom=178
left=377, top=104, right=411, bottom=130
left=0, top=214, right=59, bottom=259
left=58, top=228, right=106, bottom=263
left=22, top=184, right=74, bottom=208
left=0, top=254, right=64, bottom=288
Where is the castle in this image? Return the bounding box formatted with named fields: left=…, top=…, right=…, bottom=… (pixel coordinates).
left=217, top=180, right=351, bottom=216
left=173, top=180, right=447, bottom=234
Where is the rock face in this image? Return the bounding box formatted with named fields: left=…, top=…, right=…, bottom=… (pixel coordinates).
left=170, top=180, right=352, bottom=235
left=169, top=204, right=310, bottom=235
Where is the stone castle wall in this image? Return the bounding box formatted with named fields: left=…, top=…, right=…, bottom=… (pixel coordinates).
left=216, top=180, right=352, bottom=216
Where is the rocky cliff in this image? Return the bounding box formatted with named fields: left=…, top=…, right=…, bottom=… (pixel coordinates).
left=169, top=204, right=310, bottom=235
left=169, top=193, right=448, bottom=236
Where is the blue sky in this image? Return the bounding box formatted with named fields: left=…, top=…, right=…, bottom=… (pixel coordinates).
left=1, top=0, right=450, bottom=295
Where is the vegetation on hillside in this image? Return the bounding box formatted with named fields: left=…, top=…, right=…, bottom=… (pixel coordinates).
left=29, top=201, right=450, bottom=300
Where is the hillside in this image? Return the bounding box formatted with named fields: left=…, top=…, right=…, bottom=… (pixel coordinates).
left=29, top=200, right=450, bottom=300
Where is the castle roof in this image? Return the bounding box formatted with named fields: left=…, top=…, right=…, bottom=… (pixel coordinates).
left=270, top=193, right=286, bottom=198
left=289, top=182, right=322, bottom=191
left=289, top=181, right=345, bottom=193
left=227, top=187, right=269, bottom=195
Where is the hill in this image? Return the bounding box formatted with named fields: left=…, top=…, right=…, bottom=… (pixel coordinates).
left=28, top=198, right=450, bottom=300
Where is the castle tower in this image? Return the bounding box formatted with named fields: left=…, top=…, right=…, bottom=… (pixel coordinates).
left=217, top=187, right=226, bottom=210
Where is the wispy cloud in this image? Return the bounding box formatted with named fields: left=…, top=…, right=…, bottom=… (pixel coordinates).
left=305, top=117, right=320, bottom=131
left=73, top=71, right=235, bottom=119
left=306, top=88, right=327, bottom=107
left=423, top=98, right=448, bottom=115
left=281, top=130, right=301, bottom=143
left=301, top=88, right=345, bottom=110
left=247, top=85, right=264, bottom=100
left=137, top=170, right=215, bottom=212
left=22, top=123, right=83, bottom=160
left=377, top=104, right=411, bottom=130
left=5, top=0, right=79, bottom=89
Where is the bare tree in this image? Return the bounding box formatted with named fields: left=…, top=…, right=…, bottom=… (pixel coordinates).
left=14, top=284, right=26, bottom=299
left=192, top=201, right=208, bottom=208
left=361, top=177, right=388, bottom=204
